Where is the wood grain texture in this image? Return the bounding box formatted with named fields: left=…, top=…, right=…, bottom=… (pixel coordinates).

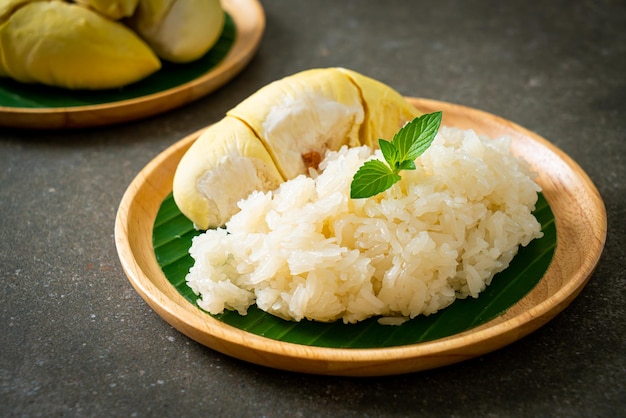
left=0, top=0, right=264, bottom=129
left=114, top=98, right=607, bottom=376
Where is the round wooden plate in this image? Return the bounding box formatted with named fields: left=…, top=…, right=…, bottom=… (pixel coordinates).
left=114, top=98, right=607, bottom=376
left=0, top=0, right=264, bottom=129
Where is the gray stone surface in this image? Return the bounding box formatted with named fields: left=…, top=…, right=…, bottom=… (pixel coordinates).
left=1, top=0, right=624, bottom=416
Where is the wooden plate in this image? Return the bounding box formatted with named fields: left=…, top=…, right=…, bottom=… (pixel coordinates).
left=114, top=98, right=607, bottom=376
left=0, top=0, right=264, bottom=129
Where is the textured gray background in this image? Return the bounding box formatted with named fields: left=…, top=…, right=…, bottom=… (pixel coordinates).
left=1, top=0, right=624, bottom=416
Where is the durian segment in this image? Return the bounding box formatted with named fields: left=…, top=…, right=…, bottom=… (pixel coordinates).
left=338, top=68, right=421, bottom=148
left=0, top=1, right=161, bottom=89
left=173, top=116, right=285, bottom=230
left=74, top=0, right=139, bottom=20
left=127, top=0, right=225, bottom=63
left=173, top=67, right=421, bottom=228
left=227, top=68, right=365, bottom=180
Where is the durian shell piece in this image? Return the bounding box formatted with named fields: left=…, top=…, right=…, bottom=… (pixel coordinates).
left=338, top=68, right=421, bottom=148
left=0, top=1, right=161, bottom=89
left=173, top=116, right=285, bottom=230
left=74, top=0, right=140, bottom=20
left=127, top=0, right=225, bottom=63
left=227, top=68, right=365, bottom=180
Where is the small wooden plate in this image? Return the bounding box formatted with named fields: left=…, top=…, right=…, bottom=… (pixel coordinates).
left=115, top=98, right=607, bottom=376
left=0, top=0, right=264, bottom=129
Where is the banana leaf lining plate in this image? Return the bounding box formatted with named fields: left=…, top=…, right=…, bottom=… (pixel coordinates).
left=114, top=98, right=607, bottom=376
left=0, top=0, right=264, bottom=129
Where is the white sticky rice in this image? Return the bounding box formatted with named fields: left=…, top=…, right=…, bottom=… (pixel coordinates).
left=185, top=127, right=543, bottom=324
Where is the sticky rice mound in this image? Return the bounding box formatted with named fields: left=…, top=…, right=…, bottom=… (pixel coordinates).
left=185, top=127, right=543, bottom=324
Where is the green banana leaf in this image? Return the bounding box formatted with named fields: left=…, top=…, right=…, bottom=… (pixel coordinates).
left=153, top=192, right=556, bottom=349
left=0, top=13, right=235, bottom=108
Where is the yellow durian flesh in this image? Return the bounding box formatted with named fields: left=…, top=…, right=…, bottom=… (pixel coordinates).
left=227, top=68, right=365, bottom=180
left=0, top=0, right=42, bottom=22
left=173, top=67, right=421, bottom=229
left=173, top=116, right=285, bottom=230
left=338, top=68, right=421, bottom=148
left=0, top=1, right=161, bottom=90
left=74, top=0, right=139, bottom=20
left=127, top=0, right=225, bottom=63
left=0, top=1, right=48, bottom=77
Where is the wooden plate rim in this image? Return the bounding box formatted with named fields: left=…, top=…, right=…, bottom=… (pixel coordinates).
left=114, top=97, right=607, bottom=376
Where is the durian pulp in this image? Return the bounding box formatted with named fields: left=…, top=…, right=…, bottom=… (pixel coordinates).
left=73, top=0, right=140, bottom=20
left=0, top=1, right=161, bottom=89
left=128, top=0, right=225, bottom=63
left=174, top=68, right=421, bottom=229
left=227, top=68, right=365, bottom=180
left=173, top=117, right=284, bottom=230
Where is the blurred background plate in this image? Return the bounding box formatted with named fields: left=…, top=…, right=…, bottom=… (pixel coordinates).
left=0, top=0, right=264, bottom=129
left=115, top=98, right=606, bottom=376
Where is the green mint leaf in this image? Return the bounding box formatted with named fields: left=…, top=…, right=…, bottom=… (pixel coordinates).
left=392, top=111, right=442, bottom=162
left=350, top=111, right=443, bottom=199
left=378, top=138, right=398, bottom=168
left=350, top=160, right=401, bottom=198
